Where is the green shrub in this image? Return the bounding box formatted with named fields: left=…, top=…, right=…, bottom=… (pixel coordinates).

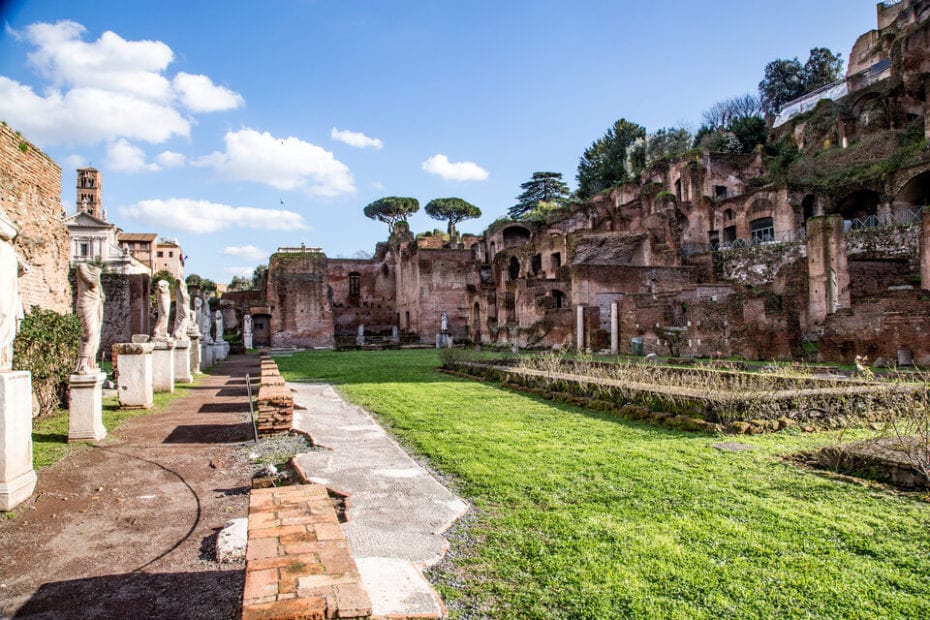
left=12, top=306, right=81, bottom=416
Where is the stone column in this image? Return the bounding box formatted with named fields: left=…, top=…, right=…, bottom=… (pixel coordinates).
left=68, top=371, right=106, bottom=442
left=202, top=337, right=215, bottom=368
left=806, top=215, right=850, bottom=325
left=356, top=324, right=365, bottom=346
left=610, top=301, right=619, bottom=355
left=174, top=340, right=192, bottom=383
left=152, top=339, right=176, bottom=393
left=921, top=207, right=930, bottom=291
left=189, top=334, right=201, bottom=374
left=576, top=305, right=585, bottom=352
left=0, top=371, right=37, bottom=511
left=116, top=342, right=154, bottom=408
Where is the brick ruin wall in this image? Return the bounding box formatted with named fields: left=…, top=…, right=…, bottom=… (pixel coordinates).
left=405, top=248, right=474, bottom=340
left=327, top=258, right=397, bottom=336
left=267, top=252, right=334, bottom=348
left=0, top=123, right=70, bottom=313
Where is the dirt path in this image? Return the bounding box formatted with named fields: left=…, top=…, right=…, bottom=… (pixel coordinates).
left=0, top=354, right=259, bottom=620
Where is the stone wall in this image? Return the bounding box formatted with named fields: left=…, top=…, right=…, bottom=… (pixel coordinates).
left=0, top=123, right=70, bottom=313
left=267, top=250, right=334, bottom=348
left=327, top=257, right=396, bottom=336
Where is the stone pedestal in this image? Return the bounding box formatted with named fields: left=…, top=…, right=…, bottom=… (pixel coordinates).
left=116, top=342, right=154, bottom=408
left=576, top=305, right=585, bottom=352
left=920, top=207, right=930, bottom=290
left=174, top=339, right=193, bottom=383
left=222, top=341, right=230, bottom=359
left=152, top=339, right=176, bottom=393
left=189, top=335, right=201, bottom=374
left=212, top=341, right=223, bottom=362
left=243, top=332, right=253, bottom=349
left=68, top=372, right=107, bottom=443
left=610, top=302, right=619, bottom=355
left=202, top=339, right=214, bottom=368
left=0, top=371, right=37, bottom=511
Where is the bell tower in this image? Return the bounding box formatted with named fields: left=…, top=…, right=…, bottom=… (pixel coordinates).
left=76, top=168, right=103, bottom=219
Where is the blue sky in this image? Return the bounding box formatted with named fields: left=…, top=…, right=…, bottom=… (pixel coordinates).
left=0, top=1, right=877, bottom=284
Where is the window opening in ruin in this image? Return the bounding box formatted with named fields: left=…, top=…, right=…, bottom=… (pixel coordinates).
left=405, top=311, right=410, bottom=329
left=801, top=194, right=816, bottom=226
left=675, top=178, right=682, bottom=201
left=79, top=242, right=89, bottom=257
left=723, top=225, right=737, bottom=243
left=531, top=254, right=542, bottom=276
left=838, top=189, right=881, bottom=229
left=157, top=251, right=164, bottom=258
left=508, top=256, right=520, bottom=280
left=723, top=208, right=734, bottom=221
left=489, top=241, right=496, bottom=261
left=551, top=252, right=562, bottom=273
left=708, top=230, right=719, bottom=248
left=348, top=272, right=361, bottom=298
left=502, top=226, right=531, bottom=248
left=552, top=289, right=567, bottom=309
left=750, top=217, right=775, bottom=244
left=715, top=185, right=728, bottom=200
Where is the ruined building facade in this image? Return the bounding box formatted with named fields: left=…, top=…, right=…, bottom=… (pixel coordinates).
left=258, top=1, right=930, bottom=363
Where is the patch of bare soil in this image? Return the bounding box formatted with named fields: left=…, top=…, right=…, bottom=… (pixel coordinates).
left=0, top=356, right=260, bottom=620
left=801, top=436, right=929, bottom=491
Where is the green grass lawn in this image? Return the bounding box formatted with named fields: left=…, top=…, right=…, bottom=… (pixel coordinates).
left=276, top=349, right=930, bottom=620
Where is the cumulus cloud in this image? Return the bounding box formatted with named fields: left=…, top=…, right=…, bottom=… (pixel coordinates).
left=155, top=150, right=186, bottom=168
left=106, top=138, right=159, bottom=172
left=0, top=20, right=242, bottom=147
left=173, top=72, right=243, bottom=112
left=331, top=127, right=383, bottom=149
left=196, top=128, right=355, bottom=196
left=421, top=154, right=489, bottom=181
left=120, top=198, right=311, bottom=234
left=64, top=154, right=87, bottom=169
left=222, top=245, right=266, bottom=261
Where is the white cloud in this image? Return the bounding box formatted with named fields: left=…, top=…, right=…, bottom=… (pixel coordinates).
left=222, top=245, right=266, bottom=261
left=155, top=150, right=186, bottom=168
left=223, top=266, right=255, bottom=277
left=421, top=154, right=489, bottom=181
left=196, top=128, right=355, bottom=196
left=331, top=127, right=383, bottom=149
left=371, top=181, right=385, bottom=190
left=120, top=198, right=311, bottom=234
left=0, top=20, right=240, bottom=147
left=106, top=138, right=159, bottom=172
left=64, top=154, right=87, bottom=169
left=173, top=72, right=243, bottom=112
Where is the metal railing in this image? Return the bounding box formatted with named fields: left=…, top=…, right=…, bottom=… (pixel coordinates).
left=844, top=208, right=923, bottom=231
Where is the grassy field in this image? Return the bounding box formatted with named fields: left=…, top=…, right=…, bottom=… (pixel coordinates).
left=276, top=349, right=930, bottom=620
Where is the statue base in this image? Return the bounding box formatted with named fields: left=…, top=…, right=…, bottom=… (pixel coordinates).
left=173, top=339, right=193, bottom=383
left=68, top=371, right=107, bottom=442
left=152, top=339, right=176, bottom=393
left=116, top=342, right=154, bottom=409
left=202, top=338, right=215, bottom=368
left=189, top=334, right=202, bottom=374
left=1, top=371, right=37, bottom=511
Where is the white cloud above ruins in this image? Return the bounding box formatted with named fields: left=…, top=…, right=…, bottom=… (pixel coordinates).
left=331, top=127, right=383, bottom=149
left=120, top=198, right=311, bottom=234
left=421, top=153, right=489, bottom=181
left=195, top=128, right=356, bottom=196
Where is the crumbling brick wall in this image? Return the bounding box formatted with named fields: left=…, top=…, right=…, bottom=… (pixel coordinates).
left=0, top=123, right=70, bottom=313
left=267, top=250, right=334, bottom=348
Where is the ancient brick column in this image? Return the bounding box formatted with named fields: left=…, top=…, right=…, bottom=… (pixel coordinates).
left=806, top=214, right=850, bottom=325
left=921, top=207, right=930, bottom=291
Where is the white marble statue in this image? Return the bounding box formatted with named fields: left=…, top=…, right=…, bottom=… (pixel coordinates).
left=0, top=207, right=23, bottom=372
left=189, top=296, right=202, bottom=338
left=74, top=263, right=104, bottom=374
left=153, top=279, right=171, bottom=340
left=214, top=309, right=224, bottom=343
left=172, top=279, right=191, bottom=340
left=441, top=311, right=449, bottom=333
left=199, top=298, right=212, bottom=340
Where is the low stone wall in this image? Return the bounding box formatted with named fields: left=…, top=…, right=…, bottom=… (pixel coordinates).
left=256, top=352, right=293, bottom=435
left=242, top=484, right=371, bottom=620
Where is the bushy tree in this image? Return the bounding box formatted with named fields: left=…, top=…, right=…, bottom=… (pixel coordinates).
left=510, top=172, right=570, bottom=219
left=251, top=264, right=267, bottom=290
left=576, top=118, right=646, bottom=200
left=363, top=196, right=419, bottom=233
left=227, top=275, right=251, bottom=291
left=13, top=306, right=81, bottom=416
left=759, top=48, right=844, bottom=114
left=702, top=94, right=761, bottom=130
left=730, top=115, right=768, bottom=152
left=646, top=127, right=693, bottom=166
left=152, top=269, right=178, bottom=290
left=424, top=197, right=481, bottom=239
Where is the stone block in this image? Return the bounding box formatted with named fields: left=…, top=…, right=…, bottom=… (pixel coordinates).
left=152, top=339, right=176, bottom=393
left=202, top=339, right=214, bottom=368
left=116, top=342, right=154, bottom=408
left=68, top=372, right=106, bottom=442
left=173, top=339, right=193, bottom=383
left=189, top=335, right=201, bottom=374
left=0, top=371, right=37, bottom=511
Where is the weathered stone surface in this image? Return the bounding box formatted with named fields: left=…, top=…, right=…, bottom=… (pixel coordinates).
left=216, top=517, right=248, bottom=563
left=117, top=344, right=154, bottom=408
left=0, top=371, right=36, bottom=511
left=68, top=371, right=106, bottom=442
left=152, top=340, right=176, bottom=393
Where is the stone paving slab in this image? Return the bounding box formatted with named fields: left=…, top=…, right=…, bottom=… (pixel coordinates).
left=290, top=382, right=467, bottom=619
